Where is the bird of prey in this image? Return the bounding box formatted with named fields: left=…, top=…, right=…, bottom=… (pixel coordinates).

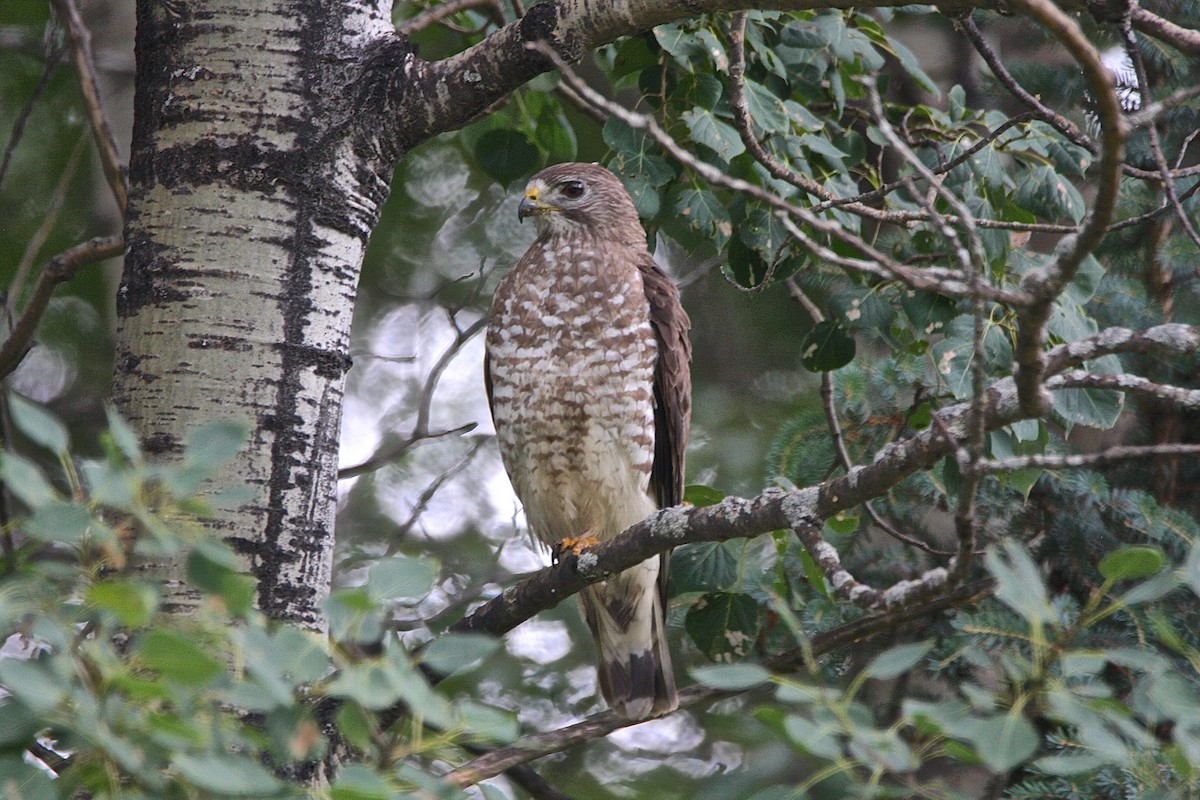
left=485, top=162, right=691, bottom=719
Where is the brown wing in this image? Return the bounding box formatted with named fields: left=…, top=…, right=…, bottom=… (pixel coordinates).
left=639, top=258, right=691, bottom=511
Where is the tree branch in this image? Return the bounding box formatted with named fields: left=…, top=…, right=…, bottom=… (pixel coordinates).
left=448, top=321, right=1198, bottom=640
left=49, top=0, right=128, bottom=213
left=445, top=578, right=995, bottom=787
left=1009, top=0, right=1126, bottom=417
left=400, top=0, right=1007, bottom=145
left=0, top=235, right=124, bottom=379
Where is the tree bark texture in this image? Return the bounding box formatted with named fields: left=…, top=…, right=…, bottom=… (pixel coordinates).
left=115, top=0, right=395, bottom=629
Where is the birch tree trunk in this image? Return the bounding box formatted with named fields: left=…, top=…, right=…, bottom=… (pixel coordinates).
left=114, top=0, right=396, bottom=629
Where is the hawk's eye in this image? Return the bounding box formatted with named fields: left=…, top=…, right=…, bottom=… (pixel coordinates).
left=560, top=180, right=586, bottom=199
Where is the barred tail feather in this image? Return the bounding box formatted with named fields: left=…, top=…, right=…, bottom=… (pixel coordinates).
left=581, top=557, right=677, bottom=719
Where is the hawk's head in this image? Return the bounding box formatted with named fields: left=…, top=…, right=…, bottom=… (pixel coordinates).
left=517, top=163, right=643, bottom=243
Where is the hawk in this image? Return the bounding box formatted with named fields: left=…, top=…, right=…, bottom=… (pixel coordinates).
left=485, top=162, right=691, bottom=719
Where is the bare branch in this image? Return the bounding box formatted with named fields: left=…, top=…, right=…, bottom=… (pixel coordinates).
left=1044, top=323, right=1200, bottom=375
left=49, top=0, right=128, bottom=213
left=1050, top=370, right=1200, bottom=409
left=0, top=39, right=64, bottom=196
left=1120, top=20, right=1200, bottom=254
left=0, top=235, right=124, bottom=379
left=337, top=315, right=487, bottom=480
left=1009, top=0, right=1126, bottom=418
left=398, top=0, right=507, bottom=36
left=1130, top=6, right=1200, bottom=57
left=976, top=443, right=1200, bottom=475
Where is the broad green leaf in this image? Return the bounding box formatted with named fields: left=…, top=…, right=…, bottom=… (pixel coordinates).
left=456, top=699, right=520, bottom=744
left=743, top=79, right=789, bottom=133
left=675, top=187, right=732, bottom=247
left=187, top=540, right=256, bottom=617
left=801, top=320, right=856, bottom=372
left=105, top=405, right=143, bottom=463
left=681, top=107, right=745, bottom=162
left=0, top=757, right=55, bottom=800
left=138, top=629, right=224, bottom=686
left=87, top=580, right=159, bottom=628
left=24, top=501, right=92, bottom=544
left=1098, top=546, right=1167, bottom=581
left=475, top=128, right=539, bottom=186
left=863, top=640, right=933, bottom=680
left=184, top=419, right=249, bottom=473
left=172, top=752, right=283, bottom=795
left=0, top=452, right=57, bottom=508
left=966, top=714, right=1039, bottom=772
left=984, top=542, right=1054, bottom=626
left=0, top=659, right=66, bottom=713
left=420, top=633, right=500, bottom=676
left=691, top=662, right=770, bottom=690
left=331, top=763, right=395, bottom=800
left=685, top=591, right=761, bottom=661
left=781, top=713, right=842, bottom=759
left=672, top=541, right=742, bottom=594
left=829, top=288, right=893, bottom=331
left=683, top=484, right=725, bottom=506
left=8, top=394, right=68, bottom=454
left=367, top=554, right=439, bottom=602
left=1051, top=383, right=1123, bottom=430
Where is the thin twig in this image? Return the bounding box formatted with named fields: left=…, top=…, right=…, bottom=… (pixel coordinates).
left=1120, top=20, right=1200, bottom=254
left=49, top=0, right=127, bottom=213
left=9, top=135, right=89, bottom=311
left=975, top=443, right=1200, bottom=475
left=444, top=579, right=994, bottom=788
left=0, top=39, right=65, bottom=196
left=398, top=0, right=506, bottom=36
left=0, top=235, right=124, bottom=379
left=337, top=315, right=487, bottom=480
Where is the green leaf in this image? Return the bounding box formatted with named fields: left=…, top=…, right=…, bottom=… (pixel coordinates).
left=675, top=187, right=732, bottom=248
left=1051, top=383, right=1123, bottom=430
left=0, top=452, right=57, bottom=508
left=138, top=629, right=224, bottom=686
left=967, top=714, right=1039, bottom=772
left=984, top=542, right=1054, bottom=626
left=331, top=764, right=395, bottom=800
left=475, top=128, right=540, bottom=186
left=105, top=405, right=143, bottom=463
left=681, top=107, right=745, bottom=162
left=8, top=394, right=68, bottom=454
left=863, top=640, right=933, bottom=680
left=743, top=79, right=789, bottom=133
left=456, top=699, right=520, bottom=745
left=685, top=591, right=761, bottom=662
left=24, top=501, right=92, bottom=544
left=184, top=419, right=249, bottom=474
left=0, top=757, right=55, bottom=800
left=367, top=554, right=439, bottom=602
left=684, top=484, right=725, bottom=506
left=172, top=752, right=283, bottom=795
left=900, top=290, right=957, bottom=337
left=420, top=634, right=499, bottom=676
left=0, top=659, right=66, bottom=713
left=87, top=580, right=159, bottom=627
left=187, top=539, right=256, bottom=617
left=1098, top=546, right=1167, bottom=581
left=690, top=663, right=770, bottom=690
left=672, top=542, right=742, bottom=594
left=801, top=320, right=856, bottom=372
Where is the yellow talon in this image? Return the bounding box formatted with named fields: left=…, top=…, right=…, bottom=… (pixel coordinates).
left=553, top=535, right=601, bottom=562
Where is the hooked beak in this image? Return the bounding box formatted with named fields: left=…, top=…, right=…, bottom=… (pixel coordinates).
left=518, top=183, right=554, bottom=222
